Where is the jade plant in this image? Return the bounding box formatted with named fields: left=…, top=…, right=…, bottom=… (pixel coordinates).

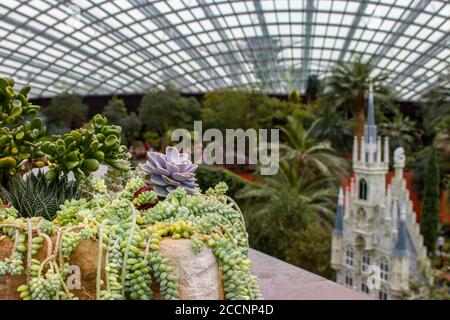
left=40, top=114, right=131, bottom=181
left=0, top=77, right=46, bottom=183
left=0, top=76, right=131, bottom=186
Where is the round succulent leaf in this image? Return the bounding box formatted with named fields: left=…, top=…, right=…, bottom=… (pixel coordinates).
left=153, top=185, right=168, bottom=197
left=150, top=174, right=167, bottom=187
left=171, top=172, right=192, bottom=182
left=166, top=147, right=180, bottom=163
left=161, top=174, right=181, bottom=186
left=165, top=161, right=180, bottom=175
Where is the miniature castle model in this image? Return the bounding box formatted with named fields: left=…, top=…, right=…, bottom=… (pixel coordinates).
left=331, top=82, right=432, bottom=300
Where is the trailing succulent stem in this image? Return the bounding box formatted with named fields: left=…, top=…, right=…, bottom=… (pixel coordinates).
left=0, top=175, right=261, bottom=300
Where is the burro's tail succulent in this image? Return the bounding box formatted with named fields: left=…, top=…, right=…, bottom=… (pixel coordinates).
left=142, top=147, right=198, bottom=197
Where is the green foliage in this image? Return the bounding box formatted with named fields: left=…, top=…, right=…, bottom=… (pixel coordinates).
left=40, top=114, right=131, bottom=180
left=420, top=147, right=441, bottom=256
left=142, top=131, right=162, bottom=150
left=324, top=56, right=394, bottom=137
left=0, top=77, right=40, bottom=126
left=139, top=86, right=200, bottom=134
left=304, top=75, right=322, bottom=104
left=0, top=170, right=82, bottom=220
left=102, top=96, right=142, bottom=146
left=412, top=113, right=449, bottom=199
left=310, top=104, right=353, bottom=152
left=279, top=116, right=349, bottom=177
left=43, top=92, right=88, bottom=131
left=0, top=77, right=46, bottom=183
left=196, top=165, right=250, bottom=200
left=379, top=113, right=422, bottom=153
left=238, top=161, right=337, bottom=278
left=288, top=89, right=301, bottom=104
left=419, top=80, right=450, bottom=137
left=283, top=222, right=334, bottom=279
left=0, top=176, right=261, bottom=300
left=201, top=89, right=279, bottom=131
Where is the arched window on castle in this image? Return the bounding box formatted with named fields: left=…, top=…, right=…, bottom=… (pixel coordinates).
left=359, top=179, right=368, bottom=200
left=345, top=246, right=354, bottom=267
left=379, top=286, right=388, bottom=300
left=380, top=258, right=389, bottom=281
left=362, top=251, right=371, bottom=273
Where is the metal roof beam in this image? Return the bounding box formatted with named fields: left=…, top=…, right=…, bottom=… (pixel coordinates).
left=394, top=33, right=449, bottom=85
left=338, top=0, right=368, bottom=61
left=372, top=0, right=430, bottom=67
left=197, top=0, right=251, bottom=87
left=301, top=0, right=315, bottom=92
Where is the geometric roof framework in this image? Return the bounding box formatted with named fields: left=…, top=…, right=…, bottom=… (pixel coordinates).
left=0, top=0, right=448, bottom=100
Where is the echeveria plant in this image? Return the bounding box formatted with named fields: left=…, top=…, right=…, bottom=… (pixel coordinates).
left=141, top=146, right=198, bottom=197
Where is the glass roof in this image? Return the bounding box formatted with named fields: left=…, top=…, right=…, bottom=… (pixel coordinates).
left=0, top=0, right=449, bottom=100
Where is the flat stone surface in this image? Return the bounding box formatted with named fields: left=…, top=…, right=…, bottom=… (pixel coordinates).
left=249, top=249, right=372, bottom=300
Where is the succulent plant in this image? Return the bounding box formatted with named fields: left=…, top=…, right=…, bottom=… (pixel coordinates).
left=0, top=170, right=82, bottom=220
left=141, top=146, right=198, bottom=197
left=0, top=77, right=45, bottom=183
left=40, top=114, right=131, bottom=181
left=0, top=77, right=40, bottom=126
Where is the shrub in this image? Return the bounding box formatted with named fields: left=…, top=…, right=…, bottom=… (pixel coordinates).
left=43, top=93, right=88, bottom=131
left=102, top=96, right=142, bottom=146
left=421, top=147, right=441, bottom=256
left=139, top=86, right=201, bottom=134
left=195, top=165, right=250, bottom=200
left=201, top=90, right=280, bottom=131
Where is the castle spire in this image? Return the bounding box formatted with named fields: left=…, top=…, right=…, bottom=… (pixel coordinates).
left=333, top=187, right=345, bottom=236
left=365, top=80, right=377, bottom=153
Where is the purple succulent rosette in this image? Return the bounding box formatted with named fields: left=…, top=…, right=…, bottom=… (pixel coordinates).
left=142, top=146, right=198, bottom=197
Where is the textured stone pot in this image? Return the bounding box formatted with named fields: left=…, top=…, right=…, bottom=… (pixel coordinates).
left=0, top=237, right=223, bottom=300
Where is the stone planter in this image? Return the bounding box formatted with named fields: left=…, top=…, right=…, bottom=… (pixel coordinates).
left=0, top=237, right=224, bottom=300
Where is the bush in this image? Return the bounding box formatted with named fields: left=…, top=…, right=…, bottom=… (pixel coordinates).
left=421, top=147, right=441, bottom=256
left=139, top=86, right=201, bottom=134
left=43, top=93, right=87, bottom=131
left=102, top=96, right=142, bottom=146
left=195, top=165, right=250, bottom=200
left=201, top=90, right=280, bottom=131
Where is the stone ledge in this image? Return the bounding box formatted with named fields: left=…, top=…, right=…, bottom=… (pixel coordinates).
left=249, top=249, right=372, bottom=300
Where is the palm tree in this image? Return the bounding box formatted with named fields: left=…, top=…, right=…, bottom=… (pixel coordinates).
left=311, top=104, right=353, bottom=152
left=238, top=160, right=338, bottom=278
left=279, top=116, right=349, bottom=177
left=324, top=56, right=394, bottom=138
left=238, top=160, right=338, bottom=230
left=420, top=80, right=450, bottom=137
left=379, top=114, right=422, bottom=153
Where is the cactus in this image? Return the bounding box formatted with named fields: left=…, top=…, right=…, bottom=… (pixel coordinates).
left=0, top=170, right=82, bottom=220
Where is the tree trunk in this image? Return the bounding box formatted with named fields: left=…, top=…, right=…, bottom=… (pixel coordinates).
left=354, top=92, right=365, bottom=139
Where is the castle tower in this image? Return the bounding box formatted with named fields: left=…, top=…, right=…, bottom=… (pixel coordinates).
left=331, top=81, right=432, bottom=300
left=351, top=81, right=390, bottom=249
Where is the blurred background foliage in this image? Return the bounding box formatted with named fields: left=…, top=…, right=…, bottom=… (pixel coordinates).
left=35, top=60, right=449, bottom=280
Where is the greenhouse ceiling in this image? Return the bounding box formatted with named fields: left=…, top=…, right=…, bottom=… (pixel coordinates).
left=0, top=0, right=449, bottom=100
